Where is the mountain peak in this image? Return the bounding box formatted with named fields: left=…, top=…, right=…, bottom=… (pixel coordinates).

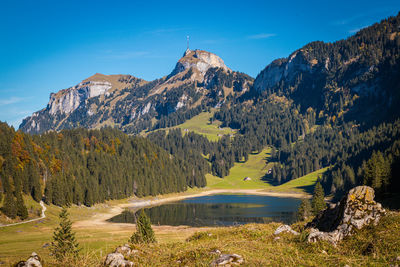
left=169, top=49, right=230, bottom=77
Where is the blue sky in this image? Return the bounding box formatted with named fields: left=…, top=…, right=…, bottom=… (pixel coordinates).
left=1, top=0, right=399, bottom=128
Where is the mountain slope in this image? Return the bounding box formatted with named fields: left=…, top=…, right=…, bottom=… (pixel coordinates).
left=19, top=49, right=253, bottom=134
left=253, top=12, right=400, bottom=126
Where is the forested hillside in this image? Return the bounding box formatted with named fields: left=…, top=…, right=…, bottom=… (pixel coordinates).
left=0, top=122, right=205, bottom=219
left=209, top=12, right=400, bottom=200
left=254, top=12, right=400, bottom=127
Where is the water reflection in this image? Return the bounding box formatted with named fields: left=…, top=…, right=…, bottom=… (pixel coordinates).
left=108, top=194, right=301, bottom=227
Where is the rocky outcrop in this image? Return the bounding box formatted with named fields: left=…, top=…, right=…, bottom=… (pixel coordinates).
left=210, top=253, right=244, bottom=266
left=306, top=186, right=386, bottom=244
left=274, top=224, right=299, bottom=236
left=48, top=81, right=112, bottom=115
left=253, top=51, right=313, bottom=92
left=170, top=49, right=230, bottom=77
left=15, top=252, right=42, bottom=267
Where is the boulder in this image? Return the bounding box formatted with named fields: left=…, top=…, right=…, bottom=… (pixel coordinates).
left=210, top=254, right=244, bottom=266
left=306, top=186, right=386, bottom=244
left=274, top=224, right=299, bottom=235
left=15, top=252, right=42, bottom=267
left=104, top=252, right=133, bottom=267
left=243, top=177, right=251, bottom=181
left=114, top=244, right=138, bottom=257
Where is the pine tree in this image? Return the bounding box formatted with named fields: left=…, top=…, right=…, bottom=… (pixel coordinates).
left=297, top=198, right=312, bottom=221
left=130, top=210, right=156, bottom=244
left=16, top=191, right=28, bottom=220
left=50, top=207, right=80, bottom=262
left=1, top=191, right=16, bottom=219
left=311, top=181, right=326, bottom=215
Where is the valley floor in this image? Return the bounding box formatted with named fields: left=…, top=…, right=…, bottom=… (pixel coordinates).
left=0, top=148, right=326, bottom=265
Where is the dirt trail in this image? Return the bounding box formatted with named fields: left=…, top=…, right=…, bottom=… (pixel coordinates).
left=0, top=201, right=46, bottom=228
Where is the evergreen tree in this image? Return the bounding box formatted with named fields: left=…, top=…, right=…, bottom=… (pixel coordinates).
left=16, top=191, right=28, bottom=220
left=1, top=190, right=16, bottom=219
left=50, top=207, right=80, bottom=262
left=130, top=210, right=156, bottom=244
left=297, top=198, right=312, bottom=221
left=311, top=181, right=326, bottom=215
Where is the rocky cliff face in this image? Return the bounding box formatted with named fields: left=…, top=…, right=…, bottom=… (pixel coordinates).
left=48, top=81, right=112, bottom=115
left=19, top=50, right=253, bottom=134
left=170, top=49, right=230, bottom=77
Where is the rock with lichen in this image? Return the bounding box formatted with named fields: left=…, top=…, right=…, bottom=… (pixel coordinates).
left=306, top=186, right=386, bottom=244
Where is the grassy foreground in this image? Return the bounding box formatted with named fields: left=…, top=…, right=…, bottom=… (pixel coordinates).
left=11, top=211, right=398, bottom=266
left=122, top=212, right=400, bottom=266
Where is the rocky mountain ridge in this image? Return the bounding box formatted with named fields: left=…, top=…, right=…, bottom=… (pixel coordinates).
left=19, top=49, right=253, bottom=134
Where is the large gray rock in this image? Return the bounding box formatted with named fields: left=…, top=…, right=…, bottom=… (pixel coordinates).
left=306, top=186, right=386, bottom=244
left=210, top=253, right=244, bottom=266
left=16, top=252, right=42, bottom=267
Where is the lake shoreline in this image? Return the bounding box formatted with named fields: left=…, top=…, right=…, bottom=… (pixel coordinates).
left=73, top=188, right=309, bottom=228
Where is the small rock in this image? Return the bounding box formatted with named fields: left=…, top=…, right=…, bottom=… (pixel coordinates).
left=321, top=250, right=327, bottom=255
left=344, top=265, right=350, bottom=267
left=396, top=256, right=400, bottom=261
left=104, top=252, right=133, bottom=267
left=114, top=244, right=136, bottom=257
left=16, top=252, right=42, bottom=267
left=41, top=243, right=50, bottom=248
left=274, top=236, right=280, bottom=241
left=274, top=225, right=299, bottom=235
left=210, top=249, right=221, bottom=255
left=210, top=254, right=243, bottom=266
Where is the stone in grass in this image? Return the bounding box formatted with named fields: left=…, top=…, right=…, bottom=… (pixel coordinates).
left=104, top=252, right=133, bottom=267
left=210, top=253, right=244, bottom=266
left=274, top=224, right=299, bottom=235
left=243, top=177, right=252, bottom=181
left=15, top=252, right=42, bottom=267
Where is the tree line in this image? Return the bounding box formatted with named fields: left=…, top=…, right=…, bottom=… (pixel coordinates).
left=0, top=122, right=206, bottom=219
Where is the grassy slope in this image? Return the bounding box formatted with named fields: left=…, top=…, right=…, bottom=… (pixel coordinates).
left=206, top=148, right=274, bottom=189
left=124, top=212, right=400, bottom=266
left=206, top=147, right=328, bottom=193
left=144, top=110, right=235, bottom=141
left=270, top=167, right=329, bottom=193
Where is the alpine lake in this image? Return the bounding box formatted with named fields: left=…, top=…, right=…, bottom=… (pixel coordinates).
left=108, top=194, right=302, bottom=227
